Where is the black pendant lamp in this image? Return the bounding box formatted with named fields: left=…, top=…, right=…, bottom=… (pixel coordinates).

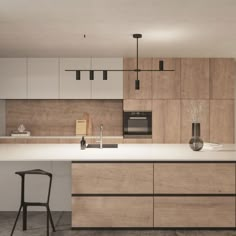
left=66, top=33, right=174, bottom=90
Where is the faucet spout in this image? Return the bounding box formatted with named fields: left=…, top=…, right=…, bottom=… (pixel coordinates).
left=99, top=124, right=103, bottom=149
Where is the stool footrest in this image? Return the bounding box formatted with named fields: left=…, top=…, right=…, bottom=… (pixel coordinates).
left=24, top=202, right=48, bottom=207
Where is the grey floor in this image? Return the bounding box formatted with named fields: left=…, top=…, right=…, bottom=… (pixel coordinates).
left=1, top=212, right=236, bottom=236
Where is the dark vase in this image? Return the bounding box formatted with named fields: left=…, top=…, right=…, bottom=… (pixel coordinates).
left=189, top=123, right=204, bottom=151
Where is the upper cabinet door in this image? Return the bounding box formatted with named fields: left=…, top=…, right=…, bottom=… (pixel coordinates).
left=123, top=58, right=152, bottom=99
left=60, top=58, right=91, bottom=99
left=91, top=58, right=123, bottom=99
left=210, top=58, right=235, bottom=99
left=181, top=59, right=210, bottom=99
left=0, top=58, right=27, bottom=99
left=28, top=58, right=59, bottom=99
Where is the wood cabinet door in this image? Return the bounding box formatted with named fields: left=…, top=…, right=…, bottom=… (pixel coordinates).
left=210, top=58, right=235, bottom=99
left=72, top=163, right=153, bottom=194
left=154, top=163, right=235, bottom=194
left=123, top=58, right=152, bottom=99
left=210, top=100, right=235, bottom=143
left=72, top=197, right=153, bottom=227
left=28, top=58, right=59, bottom=99
left=123, top=99, right=152, bottom=111
left=60, top=58, right=91, bottom=99
left=0, top=58, right=27, bottom=99
left=181, top=58, right=210, bottom=99
left=91, top=58, right=123, bottom=99
left=154, top=197, right=235, bottom=227
left=152, top=58, right=180, bottom=99
left=152, top=100, right=180, bottom=143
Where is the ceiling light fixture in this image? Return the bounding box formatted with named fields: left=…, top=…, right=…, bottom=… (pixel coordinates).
left=66, top=33, right=174, bottom=90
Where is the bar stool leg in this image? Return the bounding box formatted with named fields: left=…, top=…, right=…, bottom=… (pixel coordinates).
left=47, top=206, right=56, bottom=232
left=46, top=207, right=49, bottom=236
left=22, top=204, right=27, bottom=230
left=10, top=205, right=22, bottom=236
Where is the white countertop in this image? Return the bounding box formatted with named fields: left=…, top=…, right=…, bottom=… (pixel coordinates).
left=0, top=144, right=235, bottom=161
left=0, top=136, right=123, bottom=139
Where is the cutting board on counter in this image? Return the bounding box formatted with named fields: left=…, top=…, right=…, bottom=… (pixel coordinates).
left=75, top=113, right=92, bottom=135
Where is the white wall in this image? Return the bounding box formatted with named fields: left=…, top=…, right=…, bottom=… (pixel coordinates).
left=0, top=100, right=5, bottom=135
left=0, top=161, right=71, bottom=211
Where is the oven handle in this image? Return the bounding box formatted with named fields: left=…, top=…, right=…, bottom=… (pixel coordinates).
left=129, top=117, right=147, bottom=120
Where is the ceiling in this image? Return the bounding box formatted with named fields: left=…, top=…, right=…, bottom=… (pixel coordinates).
left=1, top=0, right=236, bottom=57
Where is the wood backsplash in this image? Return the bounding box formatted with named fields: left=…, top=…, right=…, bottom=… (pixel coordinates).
left=6, top=100, right=123, bottom=136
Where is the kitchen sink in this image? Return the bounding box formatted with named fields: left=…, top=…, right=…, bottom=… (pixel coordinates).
left=87, top=144, right=118, bottom=148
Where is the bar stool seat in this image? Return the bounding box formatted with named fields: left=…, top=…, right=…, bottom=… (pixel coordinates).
left=11, top=169, right=56, bottom=236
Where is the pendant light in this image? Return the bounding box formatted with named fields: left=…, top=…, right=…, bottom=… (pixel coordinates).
left=66, top=33, right=174, bottom=90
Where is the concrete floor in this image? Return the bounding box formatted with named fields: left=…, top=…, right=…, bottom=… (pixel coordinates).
left=1, top=211, right=236, bottom=236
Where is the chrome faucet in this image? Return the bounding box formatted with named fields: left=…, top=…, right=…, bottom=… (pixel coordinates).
left=96, top=124, right=103, bottom=149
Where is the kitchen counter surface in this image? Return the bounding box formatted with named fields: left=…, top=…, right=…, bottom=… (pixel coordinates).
left=0, top=144, right=236, bottom=161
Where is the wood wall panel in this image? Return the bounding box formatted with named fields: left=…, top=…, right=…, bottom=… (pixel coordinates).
left=152, top=58, right=180, bottom=99
left=123, top=99, right=152, bottom=111
left=181, top=100, right=210, bottom=143
left=210, top=100, right=234, bottom=143
left=72, top=197, right=153, bottom=227
left=152, top=100, right=180, bottom=143
left=72, top=163, right=153, bottom=194
left=123, top=58, right=152, bottom=99
left=154, top=197, right=235, bottom=227
left=210, top=58, right=235, bottom=99
left=154, top=163, right=235, bottom=194
left=181, top=59, right=210, bottom=99
left=6, top=100, right=123, bottom=136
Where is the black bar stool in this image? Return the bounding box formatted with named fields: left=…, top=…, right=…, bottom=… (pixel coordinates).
left=11, top=169, right=56, bottom=236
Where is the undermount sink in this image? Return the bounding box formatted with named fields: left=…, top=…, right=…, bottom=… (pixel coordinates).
left=87, top=144, right=118, bottom=148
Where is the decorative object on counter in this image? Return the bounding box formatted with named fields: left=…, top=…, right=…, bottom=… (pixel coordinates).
left=80, top=136, right=86, bottom=150
left=189, top=122, right=204, bottom=151
left=76, top=120, right=87, bottom=135
left=188, top=101, right=202, bottom=123
left=11, top=124, right=31, bottom=137
left=65, top=34, right=174, bottom=90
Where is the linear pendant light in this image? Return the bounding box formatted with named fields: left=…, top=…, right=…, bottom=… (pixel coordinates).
left=66, top=33, right=174, bottom=90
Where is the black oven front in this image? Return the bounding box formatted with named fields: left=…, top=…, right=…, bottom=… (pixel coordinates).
left=123, top=111, right=152, bottom=138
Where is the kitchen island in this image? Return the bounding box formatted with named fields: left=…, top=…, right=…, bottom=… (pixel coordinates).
left=0, top=144, right=236, bottom=229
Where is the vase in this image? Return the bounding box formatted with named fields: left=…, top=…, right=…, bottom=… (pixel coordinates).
left=189, top=123, right=204, bottom=151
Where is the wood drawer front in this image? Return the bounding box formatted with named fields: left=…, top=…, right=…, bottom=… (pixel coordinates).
left=72, top=197, right=153, bottom=227
left=72, top=163, right=153, bottom=194
left=154, top=197, right=235, bottom=227
left=154, top=163, right=235, bottom=194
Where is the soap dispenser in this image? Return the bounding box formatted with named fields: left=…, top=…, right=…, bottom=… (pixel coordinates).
left=80, top=136, right=86, bottom=150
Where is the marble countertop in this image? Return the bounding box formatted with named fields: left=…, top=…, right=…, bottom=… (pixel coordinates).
left=0, top=144, right=235, bottom=161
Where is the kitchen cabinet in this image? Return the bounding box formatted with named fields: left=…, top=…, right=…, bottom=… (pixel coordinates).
left=210, top=100, right=235, bottom=143
left=210, top=58, right=235, bottom=99
left=28, top=58, right=59, bottom=99
left=152, top=100, right=180, bottom=143
left=123, top=58, right=152, bottom=99
left=181, top=58, right=210, bottom=99
left=154, top=163, right=235, bottom=194
left=0, top=58, right=27, bottom=99
left=154, top=197, right=235, bottom=227
left=152, top=58, right=181, bottom=99
left=60, top=58, right=91, bottom=99
left=123, top=99, right=152, bottom=111
left=72, top=197, right=153, bottom=228
left=91, top=58, right=123, bottom=99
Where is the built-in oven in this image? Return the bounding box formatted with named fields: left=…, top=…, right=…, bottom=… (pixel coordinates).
left=123, top=111, right=152, bottom=138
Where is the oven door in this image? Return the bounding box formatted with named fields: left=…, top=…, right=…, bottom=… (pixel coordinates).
left=123, top=112, right=152, bottom=138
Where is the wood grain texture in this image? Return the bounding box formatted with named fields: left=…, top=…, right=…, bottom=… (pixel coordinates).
left=123, top=58, right=152, bottom=99
left=72, top=197, right=153, bottom=227
left=6, top=100, right=122, bottom=136
left=123, top=99, right=152, bottom=111
left=181, top=59, right=210, bottom=99
left=154, top=163, right=235, bottom=194
left=152, top=100, right=180, bottom=143
left=152, top=58, right=181, bottom=99
left=210, top=100, right=235, bottom=143
left=154, top=197, right=235, bottom=227
left=210, top=58, right=236, bottom=99
left=181, top=100, right=210, bottom=143
left=72, top=163, right=153, bottom=194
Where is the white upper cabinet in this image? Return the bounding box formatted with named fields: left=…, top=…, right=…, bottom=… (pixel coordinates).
left=60, top=58, right=91, bottom=99
left=28, top=58, right=59, bottom=99
left=0, top=58, right=27, bottom=99
left=91, top=58, right=123, bottom=99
